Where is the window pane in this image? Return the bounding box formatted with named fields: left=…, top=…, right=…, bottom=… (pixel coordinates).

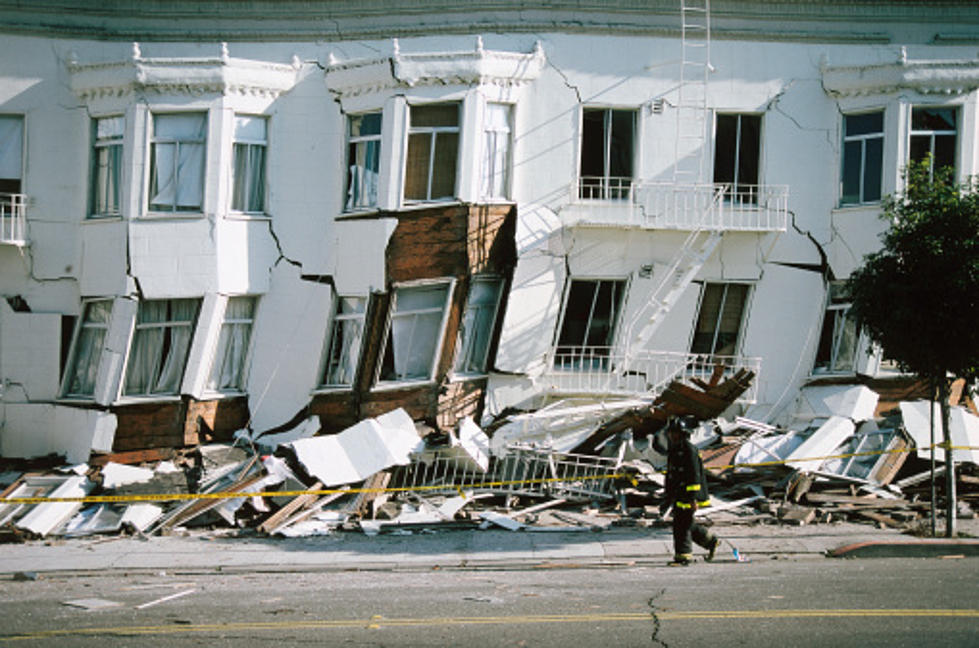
left=909, top=135, right=931, bottom=164
left=322, top=296, right=367, bottom=387
left=844, top=112, right=883, bottom=137
left=429, top=131, right=458, bottom=199
left=404, top=132, right=432, bottom=201
left=557, top=279, right=624, bottom=351
left=350, top=113, right=382, bottom=137
left=232, top=143, right=266, bottom=212
left=233, top=115, right=266, bottom=141
left=608, top=110, right=634, bottom=179
left=692, top=283, right=747, bottom=355
left=150, top=114, right=206, bottom=212
left=0, top=115, right=24, bottom=183
left=379, top=284, right=449, bottom=382
left=124, top=299, right=199, bottom=396
left=840, top=140, right=862, bottom=205
left=737, top=115, right=760, bottom=189
left=912, top=107, right=955, bottom=131
left=713, top=115, right=738, bottom=186
left=62, top=300, right=113, bottom=398
left=863, top=137, right=883, bottom=202
left=455, top=278, right=503, bottom=374
left=481, top=104, right=511, bottom=199
left=579, top=110, right=606, bottom=180
left=411, top=104, right=458, bottom=128
left=207, top=296, right=255, bottom=392
left=933, top=134, right=956, bottom=171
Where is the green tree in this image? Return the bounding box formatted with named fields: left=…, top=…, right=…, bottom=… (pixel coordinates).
left=846, top=159, right=979, bottom=537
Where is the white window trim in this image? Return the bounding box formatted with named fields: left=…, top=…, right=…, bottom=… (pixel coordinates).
left=402, top=102, right=462, bottom=205
left=316, top=293, right=369, bottom=392
left=908, top=104, right=958, bottom=180
left=343, top=112, right=383, bottom=214
left=553, top=276, right=630, bottom=350
left=577, top=106, right=638, bottom=201
left=689, top=281, right=752, bottom=357
left=89, top=114, right=125, bottom=219
left=451, top=275, right=505, bottom=380
left=840, top=110, right=885, bottom=207
left=374, top=278, right=455, bottom=390
left=118, top=298, right=201, bottom=401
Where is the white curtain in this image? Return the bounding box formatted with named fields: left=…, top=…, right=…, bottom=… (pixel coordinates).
left=324, top=296, right=366, bottom=386
left=480, top=104, right=510, bottom=199
left=125, top=299, right=198, bottom=395
left=150, top=114, right=205, bottom=210
left=346, top=139, right=379, bottom=210
left=64, top=300, right=112, bottom=396
left=232, top=144, right=266, bottom=212
left=207, top=297, right=254, bottom=391
left=389, top=285, right=446, bottom=380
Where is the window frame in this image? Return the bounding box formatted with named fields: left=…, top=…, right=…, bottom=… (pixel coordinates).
left=713, top=113, right=761, bottom=203
left=839, top=110, right=884, bottom=206
left=578, top=107, right=636, bottom=201
left=318, top=294, right=369, bottom=390
left=375, top=278, right=454, bottom=387
left=452, top=275, right=505, bottom=378
left=89, top=115, right=124, bottom=219
left=690, top=282, right=751, bottom=357
left=0, top=113, right=24, bottom=195
left=344, top=111, right=383, bottom=212
left=205, top=295, right=257, bottom=394
left=59, top=298, right=113, bottom=399
left=812, top=282, right=859, bottom=376
left=146, top=111, right=208, bottom=215
left=121, top=298, right=201, bottom=398
left=480, top=103, right=513, bottom=201
left=230, top=114, right=268, bottom=216
left=909, top=105, right=957, bottom=180
left=403, top=102, right=461, bottom=204
left=553, top=277, right=628, bottom=371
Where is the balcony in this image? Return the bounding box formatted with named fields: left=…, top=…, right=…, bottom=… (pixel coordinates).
left=541, top=345, right=761, bottom=405
left=0, top=193, right=27, bottom=245
left=564, top=178, right=788, bottom=233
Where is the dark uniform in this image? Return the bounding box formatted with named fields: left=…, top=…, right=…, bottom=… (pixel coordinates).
left=663, top=416, right=720, bottom=565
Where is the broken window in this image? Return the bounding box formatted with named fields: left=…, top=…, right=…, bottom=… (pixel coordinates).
left=813, top=282, right=858, bottom=375
left=345, top=112, right=382, bottom=211
left=454, top=276, right=504, bottom=376
left=714, top=113, right=760, bottom=203
left=481, top=103, right=512, bottom=200
left=123, top=298, right=201, bottom=397
left=404, top=103, right=459, bottom=202
left=840, top=111, right=883, bottom=206
left=910, top=106, right=956, bottom=178
left=90, top=116, right=124, bottom=218
left=206, top=296, right=256, bottom=393
left=61, top=299, right=113, bottom=398
left=578, top=108, right=635, bottom=200
left=691, top=282, right=749, bottom=356
left=0, top=114, right=24, bottom=194
left=320, top=295, right=367, bottom=388
left=148, top=112, right=206, bottom=213
left=555, top=279, right=626, bottom=367
left=231, top=115, right=267, bottom=214
left=378, top=281, right=452, bottom=383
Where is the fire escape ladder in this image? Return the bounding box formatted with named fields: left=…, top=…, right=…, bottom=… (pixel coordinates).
left=673, top=0, right=711, bottom=187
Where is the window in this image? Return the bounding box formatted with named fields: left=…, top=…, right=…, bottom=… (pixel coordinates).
left=345, top=112, right=381, bottom=211
left=840, top=112, right=883, bottom=205
left=0, top=114, right=23, bottom=194
left=554, top=279, right=626, bottom=369
left=813, top=282, right=858, bottom=374
left=481, top=103, right=512, bottom=200
left=378, top=282, right=451, bottom=383
left=123, top=298, right=200, bottom=396
left=910, top=107, right=956, bottom=178
left=404, top=103, right=459, bottom=202
left=454, top=276, right=504, bottom=376
left=206, top=296, right=256, bottom=392
left=579, top=108, right=635, bottom=200
left=231, top=115, right=267, bottom=214
left=691, top=283, right=749, bottom=356
left=320, top=295, right=367, bottom=388
left=714, top=114, right=760, bottom=203
left=89, top=116, right=124, bottom=218
left=148, top=113, right=206, bottom=213
left=61, top=300, right=112, bottom=398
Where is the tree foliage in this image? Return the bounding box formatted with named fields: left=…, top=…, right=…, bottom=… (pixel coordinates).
left=846, top=159, right=979, bottom=384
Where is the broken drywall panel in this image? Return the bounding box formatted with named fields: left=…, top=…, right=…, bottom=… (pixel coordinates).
left=119, top=503, right=163, bottom=532
left=284, top=409, right=423, bottom=487
left=479, top=510, right=524, bottom=531
left=245, top=261, right=333, bottom=432
left=247, top=415, right=321, bottom=453
left=129, top=218, right=218, bottom=297
left=94, top=296, right=138, bottom=406
left=901, top=401, right=979, bottom=464
left=216, top=218, right=278, bottom=295
left=15, top=475, right=93, bottom=537
left=79, top=219, right=129, bottom=296
left=64, top=504, right=124, bottom=537
left=444, top=417, right=490, bottom=471
left=785, top=416, right=856, bottom=473
left=0, top=301, right=61, bottom=401
left=100, top=462, right=154, bottom=489
left=331, top=218, right=396, bottom=295
left=0, top=404, right=116, bottom=464
left=180, top=292, right=225, bottom=399
left=795, top=385, right=879, bottom=423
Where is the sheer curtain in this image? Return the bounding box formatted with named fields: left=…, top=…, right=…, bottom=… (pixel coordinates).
left=231, top=116, right=266, bottom=212
left=64, top=300, right=112, bottom=396
left=323, top=296, right=365, bottom=386
left=480, top=104, right=510, bottom=199
left=207, top=297, right=255, bottom=391
left=124, top=299, right=198, bottom=396
left=150, top=114, right=205, bottom=211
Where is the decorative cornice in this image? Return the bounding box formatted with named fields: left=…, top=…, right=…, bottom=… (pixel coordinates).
left=822, top=52, right=979, bottom=97
left=325, top=39, right=546, bottom=99
left=67, top=44, right=301, bottom=101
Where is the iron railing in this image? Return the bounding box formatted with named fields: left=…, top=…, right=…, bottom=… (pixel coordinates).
left=0, top=193, right=27, bottom=245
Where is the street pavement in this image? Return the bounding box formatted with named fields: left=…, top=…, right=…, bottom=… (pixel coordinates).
left=2, top=518, right=978, bottom=577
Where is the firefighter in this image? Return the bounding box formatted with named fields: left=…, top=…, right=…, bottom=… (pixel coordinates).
left=660, top=415, right=720, bottom=566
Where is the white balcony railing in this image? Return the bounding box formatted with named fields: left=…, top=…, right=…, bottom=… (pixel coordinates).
left=0, top=193, right=27, bottom=245
left=543, top=346, right=761, bottom=404
left=569, top=179, right=788, bottom=232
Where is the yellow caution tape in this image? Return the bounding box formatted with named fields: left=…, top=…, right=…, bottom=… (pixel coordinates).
left=0, top=443, right=976, bottom=506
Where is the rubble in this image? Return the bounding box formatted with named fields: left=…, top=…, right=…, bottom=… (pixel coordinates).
left=1, top=380, right=977, bottom=543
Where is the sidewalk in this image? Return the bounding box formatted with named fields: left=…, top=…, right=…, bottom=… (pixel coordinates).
left=2, top=520, right=977, bottom=577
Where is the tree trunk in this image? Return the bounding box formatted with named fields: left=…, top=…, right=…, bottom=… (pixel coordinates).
left=937, top=379, right=956, bottom=537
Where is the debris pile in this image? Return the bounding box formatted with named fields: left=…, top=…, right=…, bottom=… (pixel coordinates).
left=1, top=377, right=977, bottom=542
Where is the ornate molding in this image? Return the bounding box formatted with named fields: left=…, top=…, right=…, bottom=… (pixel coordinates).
left=325, top=39, right=546, bottom=99
left=822, top=53, right=979, bottom=97
left=67, top=44, right=301, bottom=101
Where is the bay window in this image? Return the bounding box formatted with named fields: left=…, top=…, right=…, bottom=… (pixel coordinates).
left=148, top=113, right=206, bottom=213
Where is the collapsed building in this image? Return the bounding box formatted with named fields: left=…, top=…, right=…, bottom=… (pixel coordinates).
left=1, top=1, right=978, bottom=537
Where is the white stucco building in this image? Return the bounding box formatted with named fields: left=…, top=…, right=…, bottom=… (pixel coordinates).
left=0, top=0, right=977, bottom=461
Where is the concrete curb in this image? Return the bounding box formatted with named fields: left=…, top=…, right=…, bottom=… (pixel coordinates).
left=828, top=539, right=979, bottom=559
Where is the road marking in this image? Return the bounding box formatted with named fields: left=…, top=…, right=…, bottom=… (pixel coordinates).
left=2, top=609, right=978, bottom=641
